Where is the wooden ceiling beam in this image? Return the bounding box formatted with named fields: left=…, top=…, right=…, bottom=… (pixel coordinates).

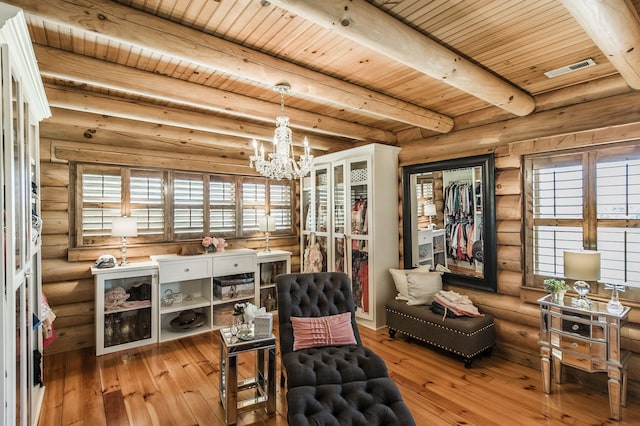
left=268, top=0, right=535, bottom=117
left=11, top=0, right=453, bottom=133
left=34, top=45, right=395, bottom=144
left=44, top=85, right=350, bottom=152
left=561, top=0, right=640, bottom=89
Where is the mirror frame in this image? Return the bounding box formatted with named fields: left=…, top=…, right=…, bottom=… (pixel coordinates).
left=402, top=154, right=497, bottom=292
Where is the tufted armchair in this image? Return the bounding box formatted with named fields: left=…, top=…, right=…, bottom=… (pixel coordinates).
left=276, top=272, right=415, bottom=425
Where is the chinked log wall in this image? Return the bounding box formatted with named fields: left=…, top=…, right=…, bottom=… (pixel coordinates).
left=39, top=125, right=303, bottom=355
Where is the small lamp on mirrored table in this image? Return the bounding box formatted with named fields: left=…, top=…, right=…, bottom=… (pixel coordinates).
left=563, top=250, right=600, bottom=309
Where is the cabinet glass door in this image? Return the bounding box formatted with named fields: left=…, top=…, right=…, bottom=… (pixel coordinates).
left=333, top=163, right=346, bottom=272
left=103, top=273, right=153, bottom=349
left=11, top=77, right=25, bottom=273
left=315, top=166, right=329, bottom=233
left=348, top=159, right=371, bottom=318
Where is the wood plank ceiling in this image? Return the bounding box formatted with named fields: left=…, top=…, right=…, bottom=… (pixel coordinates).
left=8, top=0, right=640, bottom=155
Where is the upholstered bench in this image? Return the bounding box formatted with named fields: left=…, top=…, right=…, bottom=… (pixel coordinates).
left=386, top=299, right=495, bottom=368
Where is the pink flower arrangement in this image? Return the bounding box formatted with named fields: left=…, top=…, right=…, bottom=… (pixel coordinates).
left=202, top=236, right=217, bottom=248
left=202, top=236, right=228, bottom=252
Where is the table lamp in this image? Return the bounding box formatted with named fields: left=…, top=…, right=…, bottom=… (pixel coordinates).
left=259, top=215, right=276, bottom=252
left=563, top=250, right=600, bottom=309
left=424, top=203, right=437, bottom=229
left=111, top=216, right=138, bottom=265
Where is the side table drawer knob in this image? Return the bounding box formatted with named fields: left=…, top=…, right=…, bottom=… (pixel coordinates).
left=572, top=324, right=579, bottom=331
left=571, top=342, right=578, bottom=349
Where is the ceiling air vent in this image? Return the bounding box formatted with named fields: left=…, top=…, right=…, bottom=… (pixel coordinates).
left=544, top=58, right=596, bottom=78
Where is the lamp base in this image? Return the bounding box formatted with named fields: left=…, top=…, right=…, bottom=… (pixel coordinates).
left=120, top=236, right=128, bottom=266
left=572, top=280, right=591, bottom=309
left=263, top=231, right=271, bottom=253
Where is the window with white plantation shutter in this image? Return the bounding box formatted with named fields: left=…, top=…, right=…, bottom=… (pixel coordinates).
left=210, top=175, right=236, bottom=236
left=270, top=182, right=292, bottom=232
left=525, top=143, right=640, bottom=288
left=74, top=164, right=295, bottom=247
left=130, top=170, right=164, bottom=238
left=79, top=166, right=122, bottom=244
left=174, top=173, right=204, bottom=236
left=242, top=179, right=267, bottom=234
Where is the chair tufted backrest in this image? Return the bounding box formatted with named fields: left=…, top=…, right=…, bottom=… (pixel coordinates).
left=276, top=272, right=362, bottom=356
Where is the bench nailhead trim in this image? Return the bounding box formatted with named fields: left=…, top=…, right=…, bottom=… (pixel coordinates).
left=386, top=308, right=494, bottom=359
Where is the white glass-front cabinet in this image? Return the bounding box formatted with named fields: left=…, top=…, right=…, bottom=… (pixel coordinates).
left=301, top=144, right=400, bottom=329
left=92, top=263, right=158, bottom=355
left=1, top=5, right=50, bottom=426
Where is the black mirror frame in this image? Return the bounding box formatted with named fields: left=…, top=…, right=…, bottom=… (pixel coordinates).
left=402, top=154, right=497, bottom=292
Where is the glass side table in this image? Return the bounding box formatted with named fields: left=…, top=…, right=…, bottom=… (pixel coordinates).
left=219, top=327, right=276, bottom=425
left=538, top=294, right=631, bottom=420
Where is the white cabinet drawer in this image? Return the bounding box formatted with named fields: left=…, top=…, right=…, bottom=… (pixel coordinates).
left=213, top=255, right=255, bottom=276
left=158, top=258, right=212, bottom=282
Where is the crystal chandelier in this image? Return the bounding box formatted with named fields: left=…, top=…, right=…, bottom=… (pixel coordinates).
left=250, top=82, right=313, bottom=180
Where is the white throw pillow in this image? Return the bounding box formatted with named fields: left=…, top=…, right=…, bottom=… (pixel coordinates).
left=389, top=268, right=409, bottom=300
left=390, top=266, right=433, bottom=301
left=406, top=271, right=443, bottom=305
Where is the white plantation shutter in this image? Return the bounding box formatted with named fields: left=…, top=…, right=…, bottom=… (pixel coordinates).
left=210, top=176, right=236, bottom=236
left=130, top=170, right=164, bottom=236
left=80, top=169, right=122, bottom=240
left=242, top=179, right=267, bottom=233
left=596, top=156, right=640, bottom=285
left=270, top=182, right=292, bottom=231
left=529, top=156, right=584, bottom=277
left=174, top=174, right=204, bottom=235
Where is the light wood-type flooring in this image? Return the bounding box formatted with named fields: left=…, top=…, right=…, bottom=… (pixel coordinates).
left=37, top=325, right=640, bottom=425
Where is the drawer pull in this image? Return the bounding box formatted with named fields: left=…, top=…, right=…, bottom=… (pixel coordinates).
left=572, top=324, right=579, bottom=331
left=571, top=342, right=578, bottom=349
left=184, top=268, right=190, bottom=272
left=234, top=263, right=238, bottom=267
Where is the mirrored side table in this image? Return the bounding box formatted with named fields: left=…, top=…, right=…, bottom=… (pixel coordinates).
left=219, top=327, right=276, bottom=425
left=538, top=294, right=630, bottom=420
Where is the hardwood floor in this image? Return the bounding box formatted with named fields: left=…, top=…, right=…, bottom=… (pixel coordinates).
left=37, top=325, right=640, bottom=425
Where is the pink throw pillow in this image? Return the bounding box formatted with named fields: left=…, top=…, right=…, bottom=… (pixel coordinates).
left=291, top=312, right=357, bottom=351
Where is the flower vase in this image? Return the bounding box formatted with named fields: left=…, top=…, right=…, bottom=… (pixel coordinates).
left=205, top=245, right=216, bottom=254
left=551, top=291, right=565, bottom=304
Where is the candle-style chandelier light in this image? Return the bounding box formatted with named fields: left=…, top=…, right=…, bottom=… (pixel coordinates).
left=250, top=82, right=313, bottom=180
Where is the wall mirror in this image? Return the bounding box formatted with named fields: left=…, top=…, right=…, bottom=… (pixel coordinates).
left=402, top=154, right=497, bottom=292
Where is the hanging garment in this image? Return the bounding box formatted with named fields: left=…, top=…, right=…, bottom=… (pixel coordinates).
left=303, top=233, right=324, bottom=272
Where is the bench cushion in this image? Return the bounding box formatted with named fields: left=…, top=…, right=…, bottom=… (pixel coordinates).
left=386, top=298, right=494, bottom=360
left=286, top=378, right=416, bottom=426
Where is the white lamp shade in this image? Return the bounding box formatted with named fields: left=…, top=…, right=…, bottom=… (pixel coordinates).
left=259, top=215, right=276, bottom=232
left=424, top=203, right=437, bottom=217
left=564, top=250, right=600, bottom=281
left=111, top=217, right=138, bottom=237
